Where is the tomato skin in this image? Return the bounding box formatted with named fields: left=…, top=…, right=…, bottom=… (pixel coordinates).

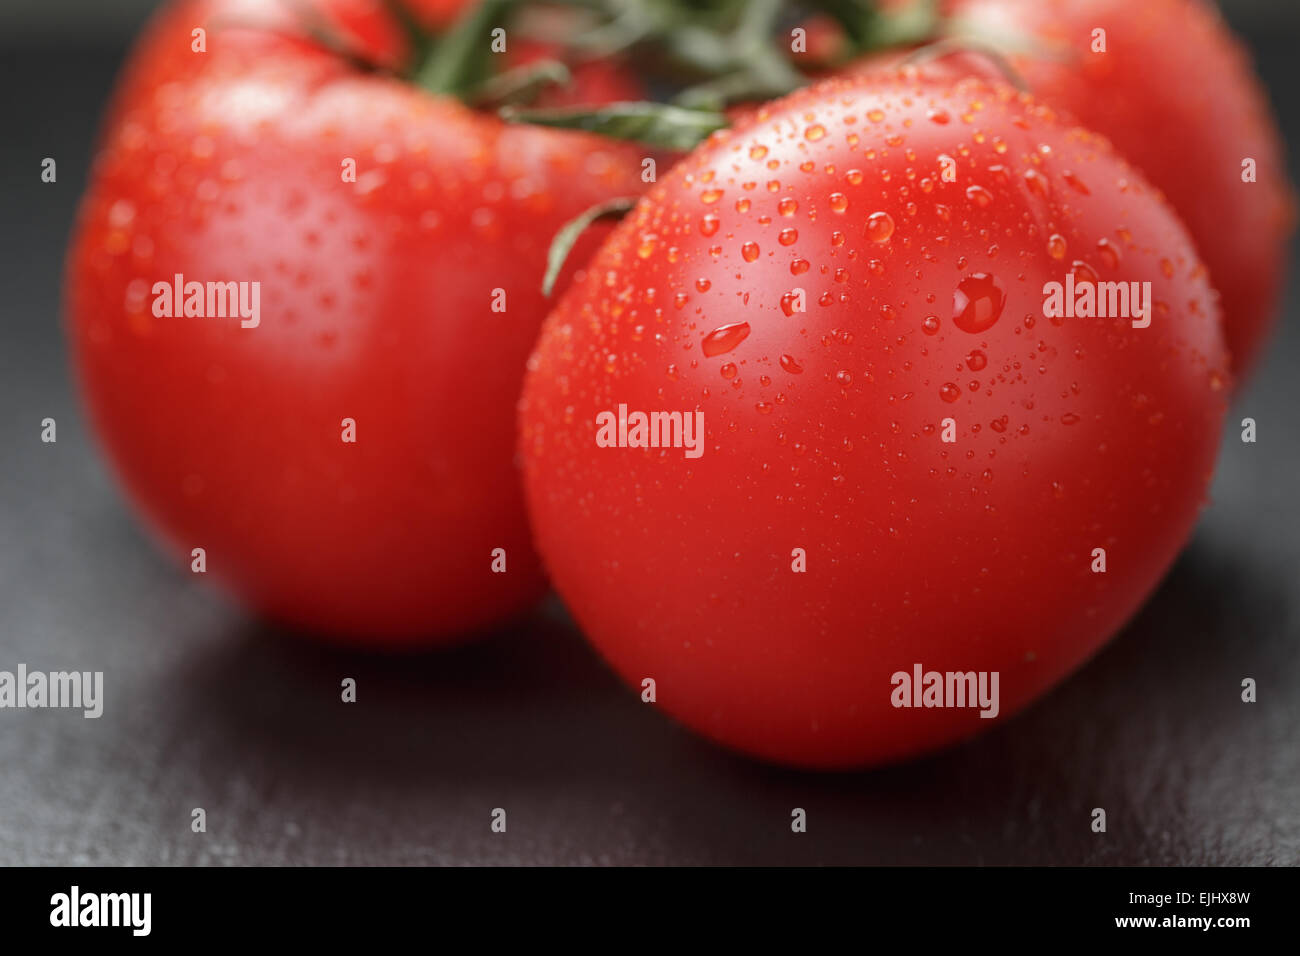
left=938, top=0, right=1295, bottom=379
left=67, top=0, right=648, bottom=644
left=520, top=75, right=1229, bottom=767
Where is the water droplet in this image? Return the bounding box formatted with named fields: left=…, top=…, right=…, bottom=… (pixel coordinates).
left=866, top=211, right=895, bottom=242
left=700, top=214, right=720, bottom=236
left=1071, top=260, right=1099, bottom=284
left=701, top=188, right=723, bottom=204
left=966, top=349, right=988, bottom=371
left=702, top=321, right=751, bottom=357
left=778, top=197, right=798, bottom=217
left=921, top=314, right=940, bottom=335
left=965, top=184, right=993, bottom=207
left=779, top=354, right=803, bottom=373
left=790, top=258, right=810, bottom=275
left=695, top=277, right=711, bottom=292
left=952, top=273, right=1006, bottom=334
left=749, top=145, right=768, bottom=160
left=741, top=241, right=760, bottom=262
left=1061, top=412, right=1081, bottom=425
left=720, top=362, right=737, bottom=379
left=805, top=124, right=826, bottom=141
left=778, top=227, right=798, bottom=246
left=939, top=382, right=962, bottom=403
left=1096, top=238, right=1120, bottom=270
left=829, top=192, right=848, bottom=213
left=927, top=108, right=950, bottom=124
left=1046, top=233, right=1067, bottom=259
left=835, top=369, right=853, bottom=386
left=1061, top=170, right=1090, bottom=195
left=1023, top=168, right=1048, bottom=198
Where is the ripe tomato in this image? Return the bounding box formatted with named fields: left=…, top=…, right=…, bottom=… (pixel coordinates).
left=66, top=0, right=648, bottom=643
left=520, top=74, right=1229, bottom=767
left=937, top=0, right=1295, bottom=379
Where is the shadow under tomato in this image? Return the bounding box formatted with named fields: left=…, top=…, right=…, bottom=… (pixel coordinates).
left=151, top=531, right=1298, bottom=865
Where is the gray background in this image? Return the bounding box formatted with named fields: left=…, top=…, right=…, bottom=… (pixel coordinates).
left=1, top=1, right=1297, bottom=865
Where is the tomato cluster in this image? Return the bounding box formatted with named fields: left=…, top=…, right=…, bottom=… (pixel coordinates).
left=67, top=0, right=1291, bottom=766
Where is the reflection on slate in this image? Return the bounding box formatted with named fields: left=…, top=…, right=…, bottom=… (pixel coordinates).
left=1, top=20, right=1297, bottom=865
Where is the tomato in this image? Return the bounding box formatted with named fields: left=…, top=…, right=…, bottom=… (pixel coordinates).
left=933, top=0, right=1295, bottom=379
left=66, top=0, right=649, bottom=644
left=519, top=74, right=1229, bottom=767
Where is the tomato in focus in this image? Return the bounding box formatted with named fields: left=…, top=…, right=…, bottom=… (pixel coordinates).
left=519, top=74, right=1230, bottom=767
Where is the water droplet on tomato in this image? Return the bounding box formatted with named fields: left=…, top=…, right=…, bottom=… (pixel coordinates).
left=1061, top=170, right=1090, bottom=195
left=1023, top=168, right=1048, bottom=198
left=1096, top=238, right=1120, bottom=270
left=702, top=321, right=751, bottom=356
left=952, top=273, right=1005, bottom=334
left=866, top=211, right=895, bottom=242
left=1071, top=260, right=1099, bottom=284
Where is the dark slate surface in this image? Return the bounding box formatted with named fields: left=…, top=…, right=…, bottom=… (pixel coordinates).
left=1, top=19, right=1297, bottom=866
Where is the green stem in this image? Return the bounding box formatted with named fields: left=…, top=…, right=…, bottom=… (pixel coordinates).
left=469, top=59, right=572, bottom=107
left=414, top=0, right=520, bottom=97
left=501, top=101, right=728, bottom=150
left=542, top=197, right=640, bottom=296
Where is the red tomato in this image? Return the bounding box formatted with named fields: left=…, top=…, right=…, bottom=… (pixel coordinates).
left=520, top=74, right=1229, bottom=767
left=66, top=0, right=649, bottom=644
left=936, top=0, right=1295, bottom=379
